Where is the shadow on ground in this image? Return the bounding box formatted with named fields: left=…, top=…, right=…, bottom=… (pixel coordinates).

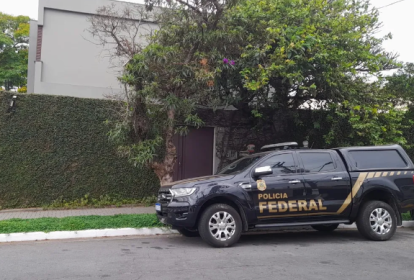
left=165, top=228, right=413, bottom=248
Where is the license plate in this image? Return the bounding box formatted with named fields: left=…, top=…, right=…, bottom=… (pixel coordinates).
left=155, top=203, right=161, bottom=212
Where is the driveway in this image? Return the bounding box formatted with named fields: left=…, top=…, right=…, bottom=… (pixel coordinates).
left=1, top=228, right=414, bottom=280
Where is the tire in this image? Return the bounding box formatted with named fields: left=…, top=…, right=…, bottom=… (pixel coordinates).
left=356, top=200, right=397, bottom=241
left=198, top=203, right=242, bottom=248
left=311, top=224, right=339, bottom=232
left=176, top=228, right=199, bottom=237
left=410, top=210, right=414, bottom=221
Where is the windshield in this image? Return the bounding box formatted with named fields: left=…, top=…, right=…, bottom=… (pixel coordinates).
left=218, top=155, right=264, bottom=175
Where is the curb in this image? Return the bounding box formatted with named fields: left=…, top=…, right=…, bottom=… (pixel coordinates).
left=1, top=222, right=413, bottom=243
left=0, top=228, right=178, bottom=243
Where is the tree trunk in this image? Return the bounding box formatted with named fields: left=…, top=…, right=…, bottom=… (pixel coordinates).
left=152, top=109, right=177, bottom=186
left=131, top=87, right=149, bottom=142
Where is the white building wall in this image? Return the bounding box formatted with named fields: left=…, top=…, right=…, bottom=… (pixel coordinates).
left=29, top=0, right=156, bottom=99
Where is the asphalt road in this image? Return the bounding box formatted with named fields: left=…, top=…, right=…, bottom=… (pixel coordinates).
left=1, top=228, right=414, bottom=280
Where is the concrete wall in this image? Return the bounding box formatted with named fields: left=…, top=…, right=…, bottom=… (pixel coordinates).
left=28, top=0, right=156, bottom=99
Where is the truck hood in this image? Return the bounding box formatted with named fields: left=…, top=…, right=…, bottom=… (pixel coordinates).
left=161, top=174, right=235, bottom=189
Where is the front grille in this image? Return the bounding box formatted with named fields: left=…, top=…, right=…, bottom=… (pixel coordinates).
left=158, top=189, right=172, bottom=203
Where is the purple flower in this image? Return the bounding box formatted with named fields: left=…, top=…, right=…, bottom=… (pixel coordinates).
left=230, top=60, right=235, bottom=65
left=223, top=58, right=229, bottom=64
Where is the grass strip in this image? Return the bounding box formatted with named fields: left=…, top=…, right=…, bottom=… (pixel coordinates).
left=0, top=214, right=164, bottom=234
left=402, top=212, right=412, bottom=221
left=0, top=212, right=411, bottom=235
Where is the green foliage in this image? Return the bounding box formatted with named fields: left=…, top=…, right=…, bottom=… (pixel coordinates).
left=107, top=0, right=405, bottom=177
left=0, top=12, right=30, bottom=89
left=221, top=0, right=406, bottom=147
left=215, top=0, right=398, bottom=112
left=323, top=64, right=414, bottom=149
left=143, top=0, right=401, bottom=150
left=325, top=99, right=407, bottom=147
left=44, top=194, right=158, bottom=209
left=0, top=93, right=159, bottom=209
left=0, top=214, right=163, bottom=234
left=384, top=63, right=414, bottom=104
left=110, top=1, right=226, bottom=181
left=402, top=212, right=412, bottom=221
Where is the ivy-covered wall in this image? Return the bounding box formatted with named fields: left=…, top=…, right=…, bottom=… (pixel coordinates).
left=0, top=93, right=159, bottom=209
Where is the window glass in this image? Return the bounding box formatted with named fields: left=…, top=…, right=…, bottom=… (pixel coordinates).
left=299, top=152, right=335, bottom=173
left=349, top=150, right=407, bottom=169
left=257, top=153, right=296, bottom=175
left=218, top=155, right=264, bottom=175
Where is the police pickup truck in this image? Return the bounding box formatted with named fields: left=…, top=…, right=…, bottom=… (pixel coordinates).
left=156, top=144, right=414, bottom=247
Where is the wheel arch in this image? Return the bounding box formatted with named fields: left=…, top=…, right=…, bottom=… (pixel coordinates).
left=195, top=195, right=249, bottom=232
left=358, top=187, right=402, bottom=226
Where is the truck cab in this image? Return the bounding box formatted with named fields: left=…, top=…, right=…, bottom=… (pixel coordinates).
left=156, top=144, right=414, bottom=247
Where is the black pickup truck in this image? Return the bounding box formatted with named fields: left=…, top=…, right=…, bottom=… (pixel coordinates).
left=156, top=144, right=414, bottom=247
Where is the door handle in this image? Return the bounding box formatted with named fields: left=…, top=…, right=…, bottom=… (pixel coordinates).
left=331, top=177, right=343, bottom=181
left=239, top=183, right=252, bottom=190
left=289, top=180, right=301, bottom=184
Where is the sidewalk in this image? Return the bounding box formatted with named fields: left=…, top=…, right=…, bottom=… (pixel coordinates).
left=0, top=207, right=155, bottom=221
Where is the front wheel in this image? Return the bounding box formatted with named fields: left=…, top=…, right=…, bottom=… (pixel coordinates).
left=356, top=200, right=397, bottom=241
left=311, top=224, right=339, bottom=232
left=198, top=204, right=242, bottom=248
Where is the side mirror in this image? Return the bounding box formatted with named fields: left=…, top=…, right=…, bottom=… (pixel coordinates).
left=253, top=166, right=273, bottom=177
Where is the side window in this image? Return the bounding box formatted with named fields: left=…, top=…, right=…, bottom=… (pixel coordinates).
left=299, top=152, right=335, bottom=173
left=349, top=150, right=407, bottom=169
left=257, top=153, right=296, bottom=176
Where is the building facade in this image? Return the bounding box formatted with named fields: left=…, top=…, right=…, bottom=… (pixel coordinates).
left=27, top=0, right=156, bottom=99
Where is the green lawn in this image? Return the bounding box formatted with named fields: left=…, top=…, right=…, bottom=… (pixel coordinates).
left=0, top=214, right=164, bottom=234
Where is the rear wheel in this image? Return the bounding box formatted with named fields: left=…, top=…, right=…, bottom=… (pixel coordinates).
left=198, top=203, right=242, bottom=248
left=176, top=228, right=199, bottom=237
left=311, top=224, right=339, bottom=232
left=356, top=200, right=397, bottom=241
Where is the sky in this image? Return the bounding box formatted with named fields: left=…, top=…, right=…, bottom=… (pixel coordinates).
left=1, top=0, right=413, bottom=64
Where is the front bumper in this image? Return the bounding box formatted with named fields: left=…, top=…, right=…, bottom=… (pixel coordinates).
left=156, top=201, right=197, bottom=229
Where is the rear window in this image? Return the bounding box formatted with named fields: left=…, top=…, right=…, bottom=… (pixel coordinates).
left=349, top=150, right=407, bottom=169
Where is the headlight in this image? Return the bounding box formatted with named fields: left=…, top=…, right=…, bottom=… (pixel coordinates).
left=170, top=188, right=196, bottom=197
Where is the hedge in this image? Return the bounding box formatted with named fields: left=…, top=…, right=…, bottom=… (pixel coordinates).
left=0, top=93, right=159, bottom=209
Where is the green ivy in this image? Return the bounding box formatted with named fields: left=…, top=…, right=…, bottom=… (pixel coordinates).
left=0, top=93, right=159, bottom=209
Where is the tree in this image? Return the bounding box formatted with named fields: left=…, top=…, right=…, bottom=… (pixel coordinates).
left=211, top=0, right=405, bottom=147
left=90, top=1, right=234, bottom=185
left=324, top=81, right=408, bottom=147
left=213, top=0, right=398, bottom=109
left=383, top=63, right=414, bottom=105
left=92, top=0, right=404, bottom=185
left=0, top=12, right=30, bottom=90
left=119, top=0, right=241, bottom=184
left=324, top=62, right=414, bottom=148
left=382, top=63, right=414, bottom=155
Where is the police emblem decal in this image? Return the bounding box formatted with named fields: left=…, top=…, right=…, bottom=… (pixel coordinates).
left=257, top=180, right=267, bottom=191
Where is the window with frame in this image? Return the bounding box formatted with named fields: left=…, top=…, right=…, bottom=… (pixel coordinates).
left=257, top=153, right=296, bottom=175
left=299, top=152, right=336, bottom=173
left=349, top=150, right=407, bottom=169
